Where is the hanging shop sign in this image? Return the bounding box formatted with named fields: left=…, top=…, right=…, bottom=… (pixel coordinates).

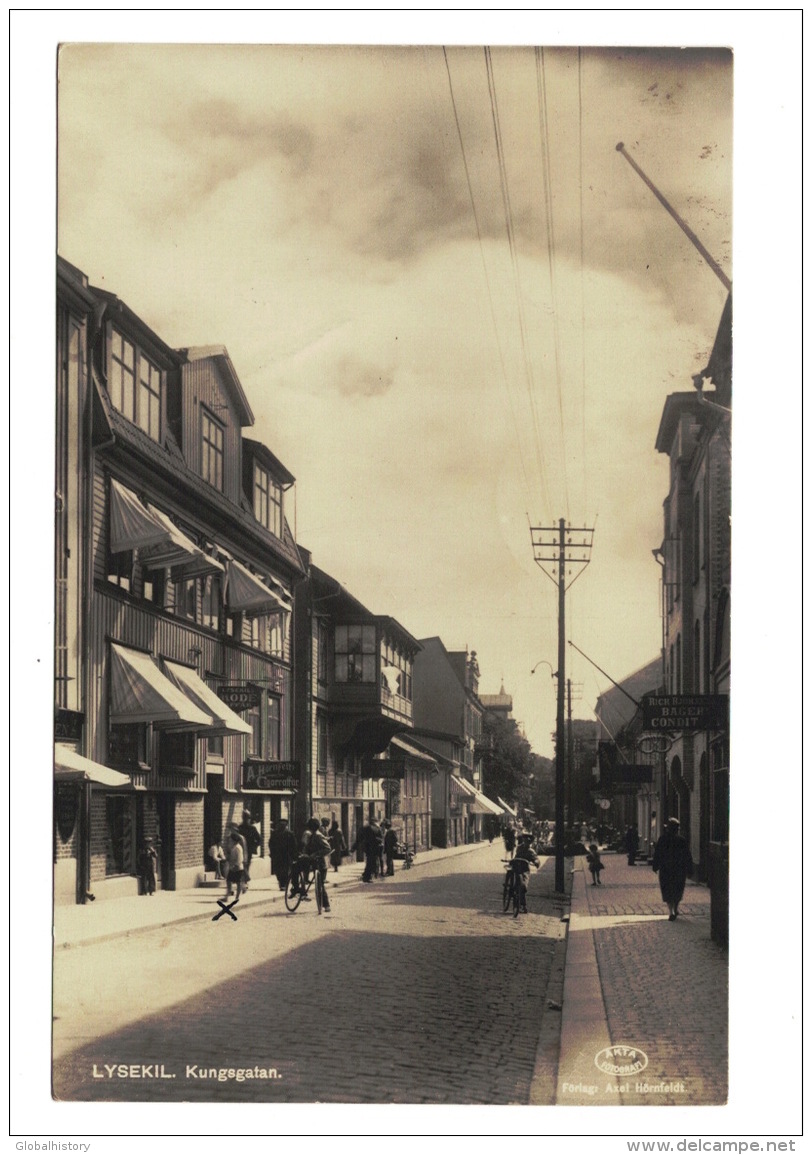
left=242, top=760, right=300, bottom=791
left=217, top=684, right=263, bottom=712
left=54, top=708, right=84, bottom=741
left=359, top=756, right=406, bottom=779
left=641, top=693, right=728, bottom=732
left=55, top=781, right=80, bottom=842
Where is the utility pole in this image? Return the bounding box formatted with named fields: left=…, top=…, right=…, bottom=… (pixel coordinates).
left=567, top=678, right=573, bottom=829
left=530, top=518, right=594, bottom=892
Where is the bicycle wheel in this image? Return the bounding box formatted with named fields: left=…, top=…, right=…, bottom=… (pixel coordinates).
left=503, top=874, right=512, bottom=913
left=513, top=877, right=522, bottom=918
left=314, top=869, right=324, bottom=914
left=284, top=873, right=302, bottom=912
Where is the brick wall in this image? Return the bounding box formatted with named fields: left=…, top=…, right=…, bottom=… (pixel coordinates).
left=174, top=795, right=204, bottom=869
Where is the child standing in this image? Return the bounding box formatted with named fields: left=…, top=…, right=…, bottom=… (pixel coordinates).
left=586, top=843, right=604, bottom=886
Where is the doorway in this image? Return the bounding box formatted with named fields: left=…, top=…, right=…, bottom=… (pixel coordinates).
left=156, top=792, right=175, bottom=890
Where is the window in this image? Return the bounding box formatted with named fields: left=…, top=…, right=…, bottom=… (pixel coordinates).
left=267, top=696, right=281, bottom=760
left=250, top=612, right=284, bottom=657
left=201, top=575, right=221, bottom=632
left=201, top=409, right=224, bottom=491
left=109, top=330, right=162, bottom=442
left=335, top=624, right=376, bottom=683
left=174, top=577, right=197, bottom=622
left=317, top=619, right=330, bottom=683
left=108, top=722, right=147, bottom=769
left=159, top=730, right=196, bottom=772
left=247, top=706, right=261, bottom=756
left=106, top=795, right=136, bottom=876
left=139, top=356, right=162, bottom=441
left=317, top=711, right=328, bottom=775
left=142, top=568, right=166, bottom=607
left=253, top=462, right=283, bottom=537
left=693, top=492, right=701, bottom=585
left=107, top=549, right=133, bottom=592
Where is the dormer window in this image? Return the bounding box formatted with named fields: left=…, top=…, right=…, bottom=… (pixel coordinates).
left=253, top=462, right=282, bottom=537
left=201, top=408, right=224, bottom=491
left=109, top=330, right=162, bottom=442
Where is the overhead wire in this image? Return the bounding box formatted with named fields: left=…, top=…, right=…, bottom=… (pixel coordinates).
left=484, top=45, right=551, bottom=520
left=439, top=46, right=536, bottom=516
left=535, top=46, right=570, bottom=521
left=577, top=48, right=589, bottom=518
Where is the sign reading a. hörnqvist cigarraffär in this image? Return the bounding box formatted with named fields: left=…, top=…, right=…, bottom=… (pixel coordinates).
left=641, top=693, right=728, bottom=731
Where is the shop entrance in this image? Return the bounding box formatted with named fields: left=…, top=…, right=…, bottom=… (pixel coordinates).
left=156, top=793, right=175, bottom=890
left=204, top=773, right=224, bottom=871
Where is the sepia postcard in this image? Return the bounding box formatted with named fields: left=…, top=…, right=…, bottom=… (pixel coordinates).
left=8, top=10, right=802, bottom=1150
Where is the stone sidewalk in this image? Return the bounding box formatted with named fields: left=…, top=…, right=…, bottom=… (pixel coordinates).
left=552, top=850, right=728, bottom=1107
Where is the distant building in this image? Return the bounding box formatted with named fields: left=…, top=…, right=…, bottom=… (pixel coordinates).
left=292, top=563, right=428, bottom=853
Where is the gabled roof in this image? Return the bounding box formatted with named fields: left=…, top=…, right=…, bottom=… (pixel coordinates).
left=243, top=437, right=295, bottom=488
left=94, top=380, right=305, bottom=578
left=182, top=346, right=254, bottom=427
left=89, top=285, right=183, bottom=370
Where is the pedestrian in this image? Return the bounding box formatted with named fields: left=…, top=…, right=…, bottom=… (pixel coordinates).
left=586, top=843, right=604, bottom=886
left=207, top=835, right=227, bottom=880
left=304, top=816, right=332, bottom=911
left=652, top=817, right=694, bottom=920
left=225, top=830, right=245, bottom=902
left=138, top=837, right=158, bottom=896
left=625, top=824, right=640, bottom=866
left=238, top=809, right=261, bottom=891
left=512, top=832, right=541, bottom=913
left=383, top=820, right=398, bottom=876
left=269, top=818, right=298, bottom=891
left=360, top=817, right=382, bottom=883
left=503, top=826, right=516, bottom=856
left=375, top=820, right=385, bottom=877
left=328, top=819, right=347, bottom=873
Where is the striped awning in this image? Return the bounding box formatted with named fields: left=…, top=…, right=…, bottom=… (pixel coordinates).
left=109, top=479, right=223, bottom=579
left=225, top=559, right=290, bottom=614
left=161, top=660, right=252, bottom=736
left=497, top=796, right=519, bottom=818
left=143, top=506, right=224, bottom=579
left=109, top=643, right=212, bottom=730
left=469, top=788, right=504, bottom=816
left=54, top=744, right=131, bottom=788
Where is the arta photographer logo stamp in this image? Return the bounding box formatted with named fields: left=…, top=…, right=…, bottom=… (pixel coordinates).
left=595, top=1044, right=648, bottom=1076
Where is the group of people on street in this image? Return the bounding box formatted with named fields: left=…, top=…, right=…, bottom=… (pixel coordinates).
left=206, top=810, right=262, bottom=904
left=355, top=816, right=400, bottom=882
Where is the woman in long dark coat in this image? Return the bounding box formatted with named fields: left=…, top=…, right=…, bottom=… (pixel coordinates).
left=652, top=817, right=694, bottom=920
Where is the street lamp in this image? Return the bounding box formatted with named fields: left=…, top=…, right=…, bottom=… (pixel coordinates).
left=531, top=660, right=558, bottom=678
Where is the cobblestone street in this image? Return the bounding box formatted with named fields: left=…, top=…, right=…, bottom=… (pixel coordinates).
left=53, top=844, right=566, bottom=1104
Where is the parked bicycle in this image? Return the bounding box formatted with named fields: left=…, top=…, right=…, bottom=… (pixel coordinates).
left=399, top=844, right=416, bottom=870
left=284, top=854, right=327, bottom=914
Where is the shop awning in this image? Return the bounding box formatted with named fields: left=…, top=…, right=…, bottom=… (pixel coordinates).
left=142, top=506, right=224, bottom=579
left=161, top=660, right=252, bottom=736
left=450, top=775, right=477, bottom=800
left=470, top=788, right=504, bottom=816
left=225, top=558, right=290, bottom=614
left=389, top=735, right=438, bottom=766
left=109, top=643, right=212, bottom=730
left=54, top=744, right=131, bottom=788
left=497, top=796, right=518, bottom=818
left=109, top=478, right=170, bottom=552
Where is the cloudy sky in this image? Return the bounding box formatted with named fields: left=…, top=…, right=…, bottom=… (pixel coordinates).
left=54, top=37, right=735, bottom=757
left=54, top=34, right=738, bottom=757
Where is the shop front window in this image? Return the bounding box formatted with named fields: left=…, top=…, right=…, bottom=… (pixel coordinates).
left=106, top=794, right=136, bottom=876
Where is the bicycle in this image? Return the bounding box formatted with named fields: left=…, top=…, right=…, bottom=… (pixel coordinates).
left=502, top=858, right=528, bottom=918
left=284, top=854, right=326, bottom=914
left=398, top=843, right=415, bottom=870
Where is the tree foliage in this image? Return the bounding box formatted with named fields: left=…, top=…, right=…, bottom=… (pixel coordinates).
left=479, top=713, right=537, bottom=812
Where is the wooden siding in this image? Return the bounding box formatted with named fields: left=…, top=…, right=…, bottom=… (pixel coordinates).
left=87, top=587, right=292, bottom=794
left=180, top=359, right=242, bottom=505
